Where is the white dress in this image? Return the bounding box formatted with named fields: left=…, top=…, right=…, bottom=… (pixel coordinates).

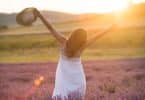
left=52, top=52, right=86, bottom=99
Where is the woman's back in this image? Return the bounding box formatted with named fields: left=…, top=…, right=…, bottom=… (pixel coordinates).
left=52, top=52, right=86, bottom=99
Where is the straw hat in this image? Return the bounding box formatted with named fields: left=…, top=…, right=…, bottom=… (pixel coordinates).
left=16, top=8, right=37, bottom=26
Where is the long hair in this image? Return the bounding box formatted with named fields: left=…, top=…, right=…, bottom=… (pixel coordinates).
left=65, top=28, right=87, bottom=57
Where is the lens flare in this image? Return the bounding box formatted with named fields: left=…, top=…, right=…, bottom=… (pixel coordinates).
left=34, top=79, right=41, bottom=87
left=34, top=76, right=45, bottom=87
left=39, top=76, right=44, bottom=81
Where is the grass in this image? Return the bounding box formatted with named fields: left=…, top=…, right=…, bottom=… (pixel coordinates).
left=0, top=48, right=59, bottom=63
left=0, top=25, right=145, bottom=63
left=0, top=48, right=145, bottom=63
left=83, top=48, right=145, bottom=60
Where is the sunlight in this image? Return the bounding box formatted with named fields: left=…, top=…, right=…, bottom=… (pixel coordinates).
left=39, top=76, right=44, bottom=81
left=132, top=0, right=145, bottom=3
left=93, top=0, right=129, bottom=13
left=0, top=0, right=144, bottom=13
left=34, top=76, right=45, bottom=87
left=45, top=0, right=130, bottom=13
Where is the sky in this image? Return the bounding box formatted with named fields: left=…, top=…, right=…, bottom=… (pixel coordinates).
left=0, top=0, right=145, bottom=14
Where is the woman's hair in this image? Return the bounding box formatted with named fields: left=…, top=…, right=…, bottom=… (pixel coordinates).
left=66, top=28, right=87, bottom=57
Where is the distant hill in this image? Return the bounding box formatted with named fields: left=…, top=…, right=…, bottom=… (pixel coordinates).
left=40, top=11, right=76, bottom=22
left=1, top=3, right=145, bottom=27
left=0, top=13, right=17, bottom=26
left=0, top=11, right=76, bottom=27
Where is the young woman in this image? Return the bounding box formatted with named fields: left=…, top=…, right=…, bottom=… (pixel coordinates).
left=18, top=8, right=115, bottom=99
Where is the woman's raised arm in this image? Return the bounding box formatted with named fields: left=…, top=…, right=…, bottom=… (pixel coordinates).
left=34, top=9, right=66, bottom=45
left=84, top=24, right=116, bottom=48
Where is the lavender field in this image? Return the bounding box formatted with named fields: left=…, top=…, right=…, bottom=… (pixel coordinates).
left=0, top=58, right=145, bottom=100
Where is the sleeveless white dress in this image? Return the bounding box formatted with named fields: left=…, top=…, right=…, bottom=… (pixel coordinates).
left=52, top=52, right=86, bottom=99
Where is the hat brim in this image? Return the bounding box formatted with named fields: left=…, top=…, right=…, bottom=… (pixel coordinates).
left=16, top=8, right=37, bottom=26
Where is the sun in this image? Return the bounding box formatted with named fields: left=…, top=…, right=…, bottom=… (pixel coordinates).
left=132, top=0, right=145, bottom=3
left=0, top=0, right=133, bottom=14
left=92, top=0, right=129, bottom=13
left=64, top=0, right=130, bottom=14
left=109, top=0, right=129, bottom=12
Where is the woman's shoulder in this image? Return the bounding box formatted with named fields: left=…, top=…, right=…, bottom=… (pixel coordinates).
left=60, top=42, right=82, bottom=58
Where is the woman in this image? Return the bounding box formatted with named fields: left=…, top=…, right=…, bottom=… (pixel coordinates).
left=35, top=10, right=87, bottom=99
left=34, top=9, right=116, bottom=100
left=18, top=8, right=115, bottom=100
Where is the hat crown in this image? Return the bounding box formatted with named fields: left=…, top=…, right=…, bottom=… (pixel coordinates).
left=16, top=8, right=37, bottom=26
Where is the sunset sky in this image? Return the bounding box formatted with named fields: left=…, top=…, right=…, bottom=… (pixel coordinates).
left=0, top=0, right=145, bottom=14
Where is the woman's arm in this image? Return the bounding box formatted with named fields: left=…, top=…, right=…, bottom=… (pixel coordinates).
left=34, top=9, right=66, bottom=45
left=85, top=24, right=116, bottom=48
left=74, top=24, right=117, bottom=54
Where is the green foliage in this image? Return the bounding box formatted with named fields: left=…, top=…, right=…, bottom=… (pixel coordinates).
left=1, top=27, right=145, bottom=50
left=90, top=28, right=145, bottom=48
left=0, top=26, right=145, bottom=63
left=0, top=34, right=58, bottom=50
